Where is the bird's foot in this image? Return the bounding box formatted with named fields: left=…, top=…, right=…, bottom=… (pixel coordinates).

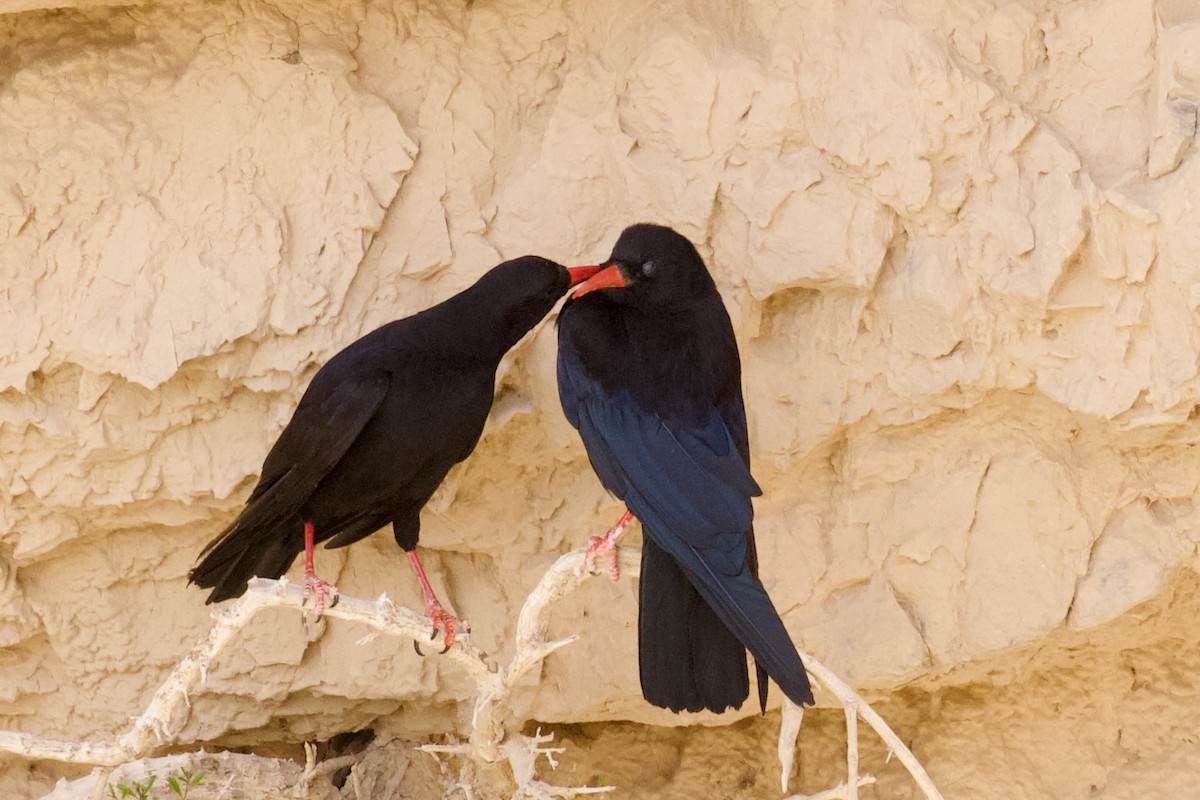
left=583, top=535, right=622, bottom=582
left=414, top=597, right=468, bottom=655
left=581, top=511, right=635, bottom=582
left=302, top=572, right=339, bottom=615
left=300, top=520, right=338, bottom=614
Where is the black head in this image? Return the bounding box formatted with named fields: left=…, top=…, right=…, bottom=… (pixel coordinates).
left=568, top=224, right=716, bottom=308
left=465, top=256, right=600, bottom=348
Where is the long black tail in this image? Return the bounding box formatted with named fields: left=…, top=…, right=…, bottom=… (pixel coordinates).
left=638, top=537, right=750, bottom=713
left=188, top=514, right=304, bottom=603
left=646, top=526, right=814, bottom=709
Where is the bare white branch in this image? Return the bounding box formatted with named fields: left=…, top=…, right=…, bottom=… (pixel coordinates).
left=467, top=547, right=641, bottom=761
left=4, top=548, right=639, bottom=797
left=786, top=776, right=878, bottom=800
left=780, top=656, right=945, bottom=800
left=3, top=542, right=946, bottom=800
left=501, top=730, right=615, bottom=799
left=298, top=741, right=364, bottom=792
left=2, top=577, right=497, bottom=768
left=844, top=702, right=859, bottom=800
left=778, top=700, right=804, bottom=792
left=0, top=732, right=127, bottom=767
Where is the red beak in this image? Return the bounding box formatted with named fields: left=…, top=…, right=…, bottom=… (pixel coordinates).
left=570, top=264, right=628, bottom=298
left=566, top=265, right=602, bottom=287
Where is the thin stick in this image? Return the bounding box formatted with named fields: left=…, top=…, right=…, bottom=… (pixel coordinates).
left=787, top=776, right=877, bottom=800
left=844, top=702, right=858, bottom=800
left=785, top=655, right=945, bottom=800
left=778, top=701, right=804, bottom=792
left=464, top=547, right=641, bottom=760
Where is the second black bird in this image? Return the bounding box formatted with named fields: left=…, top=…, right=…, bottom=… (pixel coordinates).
left=190, top=256, right=598, bottom=646
left=557, top=224, right=814, bottom=713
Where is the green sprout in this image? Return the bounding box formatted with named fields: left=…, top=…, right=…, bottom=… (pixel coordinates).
left=167, top=768, right=207, bottom=800
left=106, top=768, right=205, bottom=800
left=106, top=775, right=156, bottom=800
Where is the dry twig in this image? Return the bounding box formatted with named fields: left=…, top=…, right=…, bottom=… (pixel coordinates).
left=780, top=657, right=945, bottom=800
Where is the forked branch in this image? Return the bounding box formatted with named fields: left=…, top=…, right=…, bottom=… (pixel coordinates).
left=2, top=544, right=944, bottom=800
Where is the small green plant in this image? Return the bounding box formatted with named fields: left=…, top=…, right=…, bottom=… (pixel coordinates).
left=107, top=775, right=157, bottom=800
left=167, top=768, right=206, bottom=800
left=106, top=768, right=205, bottom=800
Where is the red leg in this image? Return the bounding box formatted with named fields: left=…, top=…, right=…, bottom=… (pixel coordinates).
left=583, top=510, right=634, bottom=581
left=408, top=550, right=468, bottom=649
left=302, top=521, right=339, bottom=614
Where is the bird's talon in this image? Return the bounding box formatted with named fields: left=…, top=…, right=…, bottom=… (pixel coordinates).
left=302, top=574, right=339, bottom=616
left=438, top=618, right=457, bottom=650
left=418, top=601, right=463, bottom=652
left=584, top=534, right=621, bottom=582
left=413, top=640, right=425, bottom=657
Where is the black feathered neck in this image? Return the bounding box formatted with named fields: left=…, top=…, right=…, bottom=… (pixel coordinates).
left=415, top=256, right=570, bottom=364
left=559, top=227, right=741, bottom=423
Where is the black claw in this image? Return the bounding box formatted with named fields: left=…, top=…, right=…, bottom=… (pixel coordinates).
left=413, top=640, right=425, bottom=657
left=437, top=643, right=451, bottom=655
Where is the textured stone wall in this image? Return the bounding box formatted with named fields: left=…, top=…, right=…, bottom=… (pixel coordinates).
left=2, top=0, right=1200, bottom=796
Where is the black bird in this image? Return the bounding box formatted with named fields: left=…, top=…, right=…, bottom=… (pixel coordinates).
left=190, top=256, right=599, bottom=645
left=556, top=224, right=814, bottom=713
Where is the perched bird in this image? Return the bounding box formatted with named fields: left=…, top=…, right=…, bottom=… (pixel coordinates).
left=190, top=256, right=599, bottom=646
left=557, top=224, right=814, bottom=713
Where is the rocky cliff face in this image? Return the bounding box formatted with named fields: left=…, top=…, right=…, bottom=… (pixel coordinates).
left=3, top=0, right=1200, bottom=797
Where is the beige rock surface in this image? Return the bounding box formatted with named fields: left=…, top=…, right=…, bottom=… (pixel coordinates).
left=2, top=0, right=1200, bottom=796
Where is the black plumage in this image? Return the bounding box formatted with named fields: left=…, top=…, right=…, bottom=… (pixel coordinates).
left=190, top=256, right=596, bottom=641
left=557, top=224, right=814, bottom=713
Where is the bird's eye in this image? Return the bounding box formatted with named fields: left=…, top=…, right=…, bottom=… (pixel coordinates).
left=641, top=261, right=656, bottom=277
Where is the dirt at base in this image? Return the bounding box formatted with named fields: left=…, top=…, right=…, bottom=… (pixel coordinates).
left=528, top=712, right=897, bottom=799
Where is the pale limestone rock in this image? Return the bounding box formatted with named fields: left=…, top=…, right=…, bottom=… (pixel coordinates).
left=1070, top=499, right=1194, bottom=630
left=721, top=148, right=896, bottom=298
left=2, top=0, right=1200, bottom=797
left=0, top=2, right=414, bottom=391
left=961, top=452, right=1093, bottom=653
left=793, top=576, right=929, bottom=688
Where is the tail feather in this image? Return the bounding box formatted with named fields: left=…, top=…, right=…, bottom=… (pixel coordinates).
left=638, top=537, right=749, bottom=713
left=678, top=539, right=814, bottom=707
left=745, top=526, right=770, bottom=714
left=188, top=513, right=304, bottom=604
left=637, top=515, right=813, bottom=709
